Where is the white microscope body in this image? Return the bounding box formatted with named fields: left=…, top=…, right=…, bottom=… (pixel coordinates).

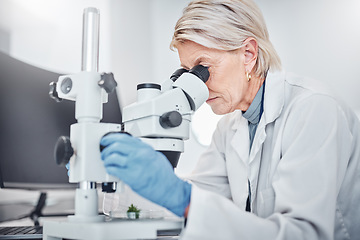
left=43, top=7, right=209, bottom=240
left=123, top=66, right=209, bottom=168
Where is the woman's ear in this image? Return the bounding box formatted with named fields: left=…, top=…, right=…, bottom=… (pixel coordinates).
left=243, top=38, right=258, bottom=73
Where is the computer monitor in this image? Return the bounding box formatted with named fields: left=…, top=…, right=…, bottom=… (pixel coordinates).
left=0, top=51, right=122, bottom=190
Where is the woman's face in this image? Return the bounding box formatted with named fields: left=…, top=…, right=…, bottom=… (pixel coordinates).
left=177, top=41, right=250, bottom=115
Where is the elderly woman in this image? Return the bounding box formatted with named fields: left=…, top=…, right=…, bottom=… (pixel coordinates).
left=100, top=0, right=360, bottom=239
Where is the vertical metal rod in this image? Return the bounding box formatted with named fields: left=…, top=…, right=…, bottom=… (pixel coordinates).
left=79, top=8, right=100, bottom=196
left=81, top=7, right=100, bottom=72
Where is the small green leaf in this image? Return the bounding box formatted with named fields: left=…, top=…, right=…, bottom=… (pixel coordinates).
left=127, top=204, right=141, bottom=213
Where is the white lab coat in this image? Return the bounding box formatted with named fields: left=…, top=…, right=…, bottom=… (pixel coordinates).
left=181, top=71, right=360, bottom=240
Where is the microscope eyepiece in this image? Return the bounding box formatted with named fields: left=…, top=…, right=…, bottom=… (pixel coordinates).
left=189, top=65, right=209, bottom=83
left=170, top=68, right=188, bottom=82
left=170, top=65, right=209, bottom=83
left=137, top=83, right=161, bottom=90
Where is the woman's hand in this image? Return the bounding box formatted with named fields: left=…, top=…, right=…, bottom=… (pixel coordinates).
left=100, top=133, right=192, bottom=217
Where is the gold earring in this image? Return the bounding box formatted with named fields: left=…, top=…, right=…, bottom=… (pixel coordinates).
left=246, top=72, right=251, bottom=82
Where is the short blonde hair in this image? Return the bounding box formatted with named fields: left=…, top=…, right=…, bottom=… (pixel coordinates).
left=171, top=0, right=281, bottom=78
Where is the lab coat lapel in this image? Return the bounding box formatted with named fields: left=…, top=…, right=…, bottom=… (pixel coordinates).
left=231, top=114, right=250, bottom=165
left=248, top=72, right=285, bottom=205
left=228, top=113, right=250, bottom=209
left=229, top=72, right=285, bottom=163
left=226, top=72, right=286, bottom=210
left=250, top=71, right=285, bottom=162
left=262, top=71, right=286, bottom=125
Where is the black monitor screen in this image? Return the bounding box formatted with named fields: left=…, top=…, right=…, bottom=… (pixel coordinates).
left=0, top=51, right=122, bottom=189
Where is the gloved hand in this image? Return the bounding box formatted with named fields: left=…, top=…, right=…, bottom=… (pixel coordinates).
left=100, top=133, right=192, bottom=217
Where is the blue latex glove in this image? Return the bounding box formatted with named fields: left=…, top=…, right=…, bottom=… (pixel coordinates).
left=65, top=162, right=70, bottom=176
left=100, top=133, right=192, bottom=217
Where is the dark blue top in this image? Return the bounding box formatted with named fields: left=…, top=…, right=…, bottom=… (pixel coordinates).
left=242, top=82, right=265, bottom=212
left=242, top=82, right=265, bottom=150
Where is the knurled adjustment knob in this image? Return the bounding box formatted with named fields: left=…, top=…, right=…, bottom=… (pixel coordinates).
left=49, top=82, right=62, bottom=102
left=159, top=111, right=182, bottom=129
left=99, top=72, right=118, bottom=93
left=54, top=136, right=74, bottom=166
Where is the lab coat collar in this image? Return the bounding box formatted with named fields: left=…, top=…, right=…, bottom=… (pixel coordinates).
left=230, top=71, right=286, bottom=166
left=249, top=71, right=285, bottom=160
left=262, top=71, right=285, bottom=125
left=231, top=115, right=250, bottom=164
left=230, top=71, right=285, bottom=130
left=231, top=110, right=245, bottom=130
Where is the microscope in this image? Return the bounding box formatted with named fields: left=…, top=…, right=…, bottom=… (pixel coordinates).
left=43, top=7, right=209, bottom=240
left=122, top=64, right=209, bottom=169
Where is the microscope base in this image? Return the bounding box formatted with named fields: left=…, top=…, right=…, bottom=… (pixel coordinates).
left=42, top=217, right=184, bottom=240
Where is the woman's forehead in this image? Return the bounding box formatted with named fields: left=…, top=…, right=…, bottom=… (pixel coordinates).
left=178, top=41, right=223, bottom=68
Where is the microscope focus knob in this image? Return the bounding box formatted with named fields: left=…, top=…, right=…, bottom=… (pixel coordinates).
left=99, top=72, right=118, bottom=93
left=54, top=136, right=74, bottom=166
left=49, top=82, right=62, bottom=102
left=159, top=111, right=182, bottom=129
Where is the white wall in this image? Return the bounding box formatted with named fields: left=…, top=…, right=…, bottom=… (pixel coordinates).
left=0, top=0, right=113, bottom=73
left=108, top=0, right=154, bottom=108
left=256, top=0, right=360, bottom=113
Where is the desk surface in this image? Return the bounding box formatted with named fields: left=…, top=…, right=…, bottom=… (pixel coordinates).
left=1, top=218, right=181, bottom=240
left=0, top=189, right=76, bottom=224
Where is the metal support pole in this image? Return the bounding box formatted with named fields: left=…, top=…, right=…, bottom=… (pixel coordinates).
left=74, top=7, right=101, bottom=221
left=81, top=7, right=100, bottom=72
